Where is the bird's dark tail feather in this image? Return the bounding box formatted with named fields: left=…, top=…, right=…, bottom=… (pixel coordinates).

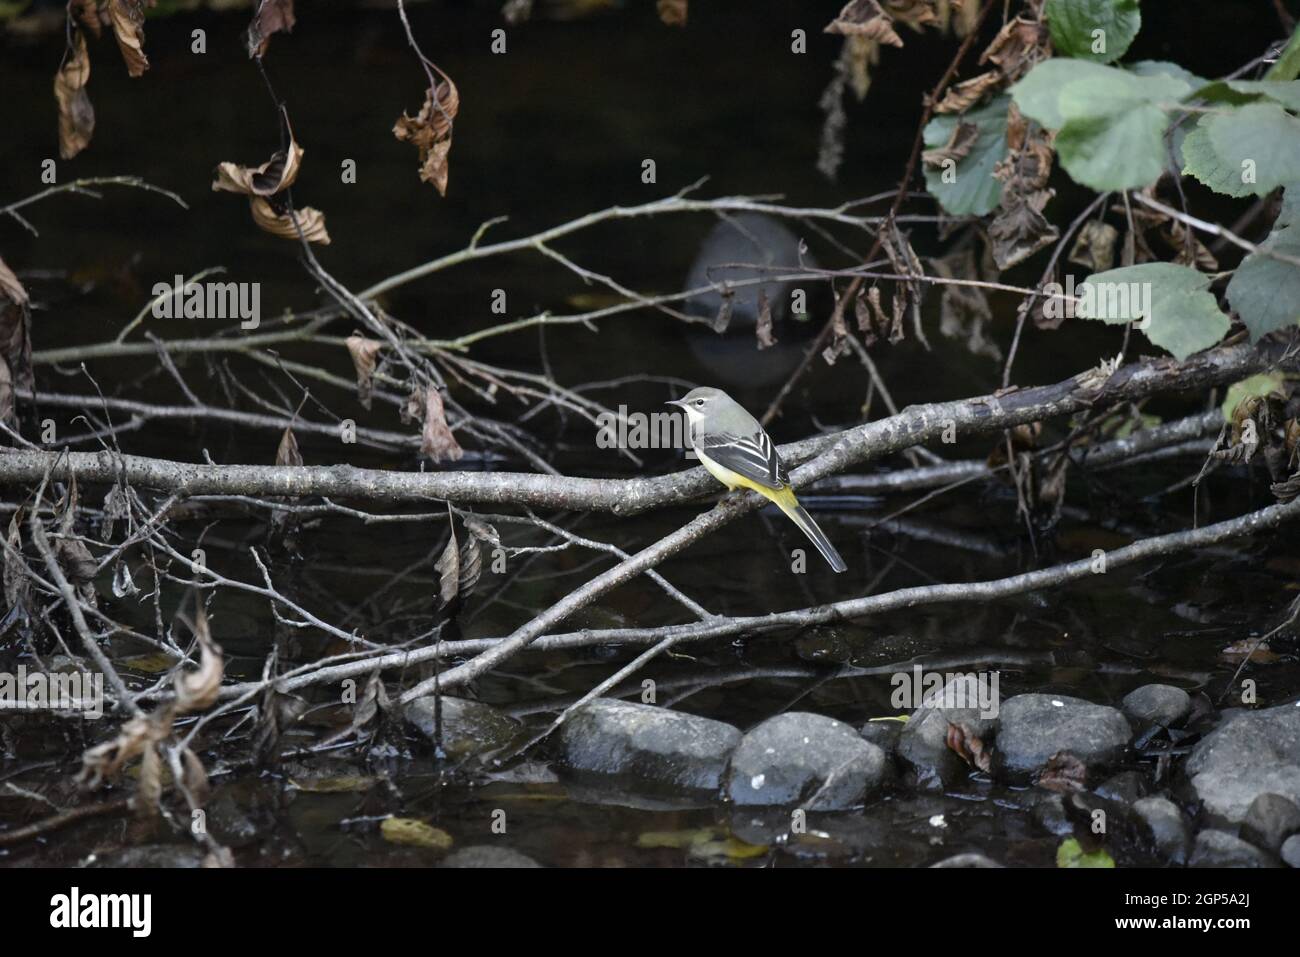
left=781, top=502, right=847, bottom=573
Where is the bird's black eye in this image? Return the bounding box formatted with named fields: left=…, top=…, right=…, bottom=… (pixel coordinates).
left=695, top=399, right=705, bottom=407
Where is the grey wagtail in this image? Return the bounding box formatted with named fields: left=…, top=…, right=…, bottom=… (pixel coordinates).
left=667, top=387, right=847, bottom=573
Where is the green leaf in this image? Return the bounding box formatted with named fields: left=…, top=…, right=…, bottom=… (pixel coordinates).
left=1220, top=373, right=1287, bottom=420
left=1130, top=60, right=1206, bottom=88
left=1199, top=103, right=1300, bottom=197
left=922, top=95, right=1009, bottom=217
left=1057, top=838, right=1115, bottom=868
left=1278, top=184, right=1300, bottom=228
left=1045, top=0, right=1141, bottom=64
left=1225, top=224, right=1300, bottom=339
left=1078, top=262, right=1230, bottom=360
left=1013, top=61, right=1190, bottom=191
left=1266, top=24, right=1300, bottom=81
left=1012, top=58, right=1125, bottom=129
left=1181, top=122, right=1256, bottom=197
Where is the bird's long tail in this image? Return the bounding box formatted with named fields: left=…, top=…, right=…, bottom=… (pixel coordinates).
left=776, top=496, right=847, bottom=573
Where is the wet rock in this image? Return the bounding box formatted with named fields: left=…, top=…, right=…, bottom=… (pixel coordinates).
left=1095, top=770, right=1149, bottom=806
left=1189, top=829, right=1278, bottom=868
left=1184, top=702, right=1300, bottom=824
left=206, top=788, right=265, bottom=849
left=896, top=676, right=998, bottom=790
left=1122, top=684, right=1191, bottom=727
left=1031, top=792, right=1074, bottom=837
left=440, top=845, right=541, bottom=868
left=726, top=712, right=887, bottom=810
left=1282, top=834, right=1300, bottom=868
left=995, top=694, right=1131, bottom=780
left=859, top=719, right=903, bottom=755
left=559, top=698, right=741, bottom=796
left=404, top=695, right=521, bottom=758
left=930, top=852, right=1003, bottom=867
left=1240, top=793, right=1300, bottom=854
left=1133, top=796, right=1191, bottom=865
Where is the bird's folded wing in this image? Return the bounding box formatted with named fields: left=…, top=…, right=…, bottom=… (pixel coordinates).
left=695, top=428, right=789, bottom=490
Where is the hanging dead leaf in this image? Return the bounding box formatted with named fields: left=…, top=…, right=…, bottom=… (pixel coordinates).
left=246, top=0, right=296, bottom=59
left=212, top=139, right=304, bottom=196
left=931, top=247, right=999, bottom=360
left=458, top=535, right=482, bottom=600
left=393, top=69, right=460, bottom=195
left=420, top=387, right=464, bottom=462
left=755, top=289, right=776, bottom=349
left=179, top=747, right=211, bottom=805
left=0, top=257, right=32, bottom=432
left=345, top=334, right=383, bottom=409
left=946, top=721, right=992, bottom=772
left=78, top=711, right=173, bottom=790
left=54, top=30, right=95, bottom=160
left=464, top=515, right=501, bottom=547
left=885, top=0, right=939, bottom=32
left=989, top=189, right=1058, bottom=270
left=276, top=425, right=302, bottom=467
left=979, top=15, right=1048, bottom=83
left=657, top=0, right=687, bottom=26
left=712, top=288, right=734, bottom=333
left=107, top=0, right=153, bottom=78
left=174, top=604, right=224, bottom=714
left=1068, top=220, right=1119, bottom=273
left=934, top=71, right=1002, bottom=114
left=826, top=0, right=905, bottom=47
left=1037, top=751, right=1087, bottom=793
left=3, top=510, right=27, bottom=614
left=247, top=196, right=331, bottom=244
left=434, top=524, right=460, bottom=609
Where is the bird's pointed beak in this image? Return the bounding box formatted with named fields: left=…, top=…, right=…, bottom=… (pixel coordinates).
left=665, top=399, right=686, bottom=409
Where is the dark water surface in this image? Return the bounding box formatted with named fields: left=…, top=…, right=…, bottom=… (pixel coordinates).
left=1, top=2, right=1297, bottom=867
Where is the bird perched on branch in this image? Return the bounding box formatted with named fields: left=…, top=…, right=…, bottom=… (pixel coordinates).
left=667, top=387, right=847, bottom=572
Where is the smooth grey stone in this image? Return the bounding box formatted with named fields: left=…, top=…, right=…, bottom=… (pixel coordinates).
left=1133, top=796, right=1191, bottom=865
left=440, top=845, right=541, bottom=868
left=1095, top=770, right=1149, bottom=806
left=859, top=719, right=903, bottom=755
left=404, top=695, right=521, bottom=758
left=1185, top=702, right=1300, bottom=824
left=1031, top=792, right=1074, bottom=837
left=930, top=852, right=1003, bottom=868
left=1189, top=829, right=1278, bottom=868
left=1281, top=834, right=1300, bottom=867
left=559, top=698, right=741, bottom=796
left=726, top=712, right=887, bottom=810
left=1240, top=793, right=1300, bottom=853
left=995, top=694, right=1131, bottom=779
left=896, top=675, right=998, bottom=790
left=1122, top=684, right=1191, bottom=727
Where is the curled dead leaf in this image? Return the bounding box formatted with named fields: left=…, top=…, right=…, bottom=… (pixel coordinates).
left=755, top=289, right=776, bottom=349
left=434, top=523, right=460, bottom=609
left=393, top=68, right=460, bottom=195
left=54, top=30, right=95, bottom=160
left=1068, top=220, right=1119, bottom=273
left=1037, top=751, right=1087, bottom=793
left=921, top=119, right=978, bottom=170
left=345, top=334, right=383, bottom=409
left=276, top=425, right=302, bottom=468
left=934, top=70, right=1002, bottom=114
left=979, top=15, right=1048, bottom=83
left=0, top=257, right=32, bottom=432
left=248, top=196, right=331, bottom=245
left=419, top=387, right=464, bottom=463
left=78, top=711, right=173, bottom=791
left=174, top=605, right=224, bottom=714
left=826, top=0, right=905, bottom=47
left=212, top=139, right=304, bottom=196
left=107, top=0, right=153, bottom=78
left=945, top=720, right=992, bottom=772
left=246, top=0, right=296, bottom=59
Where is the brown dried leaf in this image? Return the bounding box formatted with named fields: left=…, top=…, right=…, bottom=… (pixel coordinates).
left=0, top=257, right=32, bottom=432
left=934, top=71, right=1003, bottom=114
left=1037, top=751, right=1087, bottom=793
left=246, top=0, right=296, bottom=59
left=657, top=0, right=687, bottom=26
left=434, top=524, right=459, bottom=609
left=107, top=0, right=153, bottom=78
left=78, top=711, right=173, bottom=790
left=921, top=119, right=978, bottom=169
left=946, top=720, right=992, bottom=772
left=174, top=604, right=224, bottom=714
left=989, top=188, right=1059, bottom=270
left=276, top=426, right=302, bottom=468
left=345, top=334, right=383, bottom=409
left=420, top=387, right=464, bottom=463
left=886, top=0, right=940, bottom=32
left=1068, top=219, right=1119, bottom=273
left=247, top=196, right=331, bottom=245
left=3, top=509, right=27, bottom=614
left=826, top=0, right=905, bottom=47
left=54, top=30, right=95, bottom=160
left=979, top=15, right=1048, bottom=83
left=755, top=289, right=776, bottom=349
left=180, top=747, right=211, bottom=805
left=393, top=71, right=460, bottom=195
left=464, top=515, right=501, bottom=547
left=931, top=248, right=999, bottom=361
left=712, top=289, right=734, bottom=333
left=212, top=139, right=304, bottom=196
left=458, top=535, right=482, bottom=600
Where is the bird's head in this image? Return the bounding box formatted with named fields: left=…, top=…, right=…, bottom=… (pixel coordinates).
left=666, top=386, right=726, bottom=422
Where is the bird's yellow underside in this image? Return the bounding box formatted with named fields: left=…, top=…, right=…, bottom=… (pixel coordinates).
left=696, top=449, right=799, bottom=509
